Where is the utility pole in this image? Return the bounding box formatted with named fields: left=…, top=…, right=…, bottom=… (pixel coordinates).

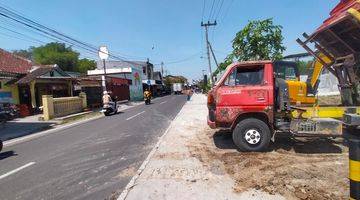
left=161, top=62, right=164, bottom=76
left=201, top=20, right=217, bottom=85
left=146, top=58, right=151, bottom=91
left=208, top=41, right=219, bottom=68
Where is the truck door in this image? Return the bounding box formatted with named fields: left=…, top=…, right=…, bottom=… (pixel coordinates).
left=215, top=64, right=274, bottom=124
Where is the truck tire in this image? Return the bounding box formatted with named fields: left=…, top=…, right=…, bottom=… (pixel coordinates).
left=232, top=118, right=271, bottom=152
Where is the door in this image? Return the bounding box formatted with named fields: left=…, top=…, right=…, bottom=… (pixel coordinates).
left=19, top=85, right=31, bottom=106
left=215, top=64, right=274, bottom=124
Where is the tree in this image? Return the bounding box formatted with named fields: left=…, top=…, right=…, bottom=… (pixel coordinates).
left=296, top=60, right=313, bottom=76
left=163, top=75, right=187, bottom=87
left=13, top=48, right=33, bottom=60
left=213, top=18, right=285, bottom=77
left=231, top=18, right=285, bottom=61
left=76, top=58, right=96, bottom=73
left=214, top=54, right=234, bottom=76
left=32, top=42, right=79, bottom=71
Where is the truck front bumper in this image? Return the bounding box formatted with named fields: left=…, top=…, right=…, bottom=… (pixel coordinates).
left=207, top=116, right=217, bottom=129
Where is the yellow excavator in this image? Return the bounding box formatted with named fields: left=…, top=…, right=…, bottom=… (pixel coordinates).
left=277, top=53, right=332, bottom=106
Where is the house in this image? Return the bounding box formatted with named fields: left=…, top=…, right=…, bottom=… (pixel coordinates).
left=152, top=71, right=165, bottom=96
left=16, top=64, right=74, bottom=109
left=0, top=48, right=32, bottom=104
left=88, top=60, right=146, bottom=101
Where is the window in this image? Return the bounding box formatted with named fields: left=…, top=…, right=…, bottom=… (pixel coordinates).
left=224, top=69, right=236, bottom=86
left=274, top=62, right=298, bottom=80
left=285, top=67, right=296, bottom=80
left=224, top=65, right=264, bottom=86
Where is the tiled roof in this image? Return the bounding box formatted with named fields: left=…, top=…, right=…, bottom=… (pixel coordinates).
left=0, top=48, right=33, bottom=74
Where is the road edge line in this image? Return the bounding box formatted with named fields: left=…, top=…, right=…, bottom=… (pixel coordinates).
left=117, top=98, right=186, bottom=200
left=3, top=97, right=159, bottom=147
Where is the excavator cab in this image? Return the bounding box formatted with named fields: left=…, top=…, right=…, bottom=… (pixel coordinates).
left=274, top=61, right=316, bottom=105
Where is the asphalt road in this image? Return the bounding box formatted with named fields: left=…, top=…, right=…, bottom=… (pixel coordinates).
left=0, top=94, right=187, bottom=200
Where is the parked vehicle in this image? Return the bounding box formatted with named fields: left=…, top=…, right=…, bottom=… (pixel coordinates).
left=207, top=0, right=360, bottom=152
left=0, top=103, right=19, bottom=121
left=172, top=83, right=183, bottom=95
left=207, top=60, right=357, bottom=152
left=0, top=108, right=6, bottom=124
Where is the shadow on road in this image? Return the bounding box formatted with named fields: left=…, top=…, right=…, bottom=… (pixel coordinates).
left=213, top=130, right=344, bottom=154
left=0, top=151, right=17, bottom=160
left=0, top=122, right=55, bottom=141
left=105, top=111, right=124, bottom=118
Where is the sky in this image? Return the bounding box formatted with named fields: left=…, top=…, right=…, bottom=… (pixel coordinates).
left=0, top=0, right=339, bottom=81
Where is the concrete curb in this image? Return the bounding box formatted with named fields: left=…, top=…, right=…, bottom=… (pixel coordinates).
left=117, top=98, right=186, bottom=200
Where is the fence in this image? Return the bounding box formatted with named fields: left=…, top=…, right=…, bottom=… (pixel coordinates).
left=42, top=92, right=87, bottom=121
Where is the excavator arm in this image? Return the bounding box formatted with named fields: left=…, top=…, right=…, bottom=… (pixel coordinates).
left=309, top=53, right=332, bottom=93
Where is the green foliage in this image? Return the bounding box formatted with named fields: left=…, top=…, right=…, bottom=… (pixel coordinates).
left=213, top=19, right=285, bottom=77
left=232, top=18, right=285, bottom=61
left=13, top=48, right=33, bottom=60
left=14, top=42, right=97, bottom=73
left=163, top=75, right=187, bottom=87
left=214, top=54, right=234, bottom=76
left=296, top=60, right=313, bottom=76
left=32, top=42, right=79, bottom=71
left=76, top=58, right=96, bottom=73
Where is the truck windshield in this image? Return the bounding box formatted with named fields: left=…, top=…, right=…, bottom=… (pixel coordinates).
left=224, top=66, right=264, bottom=86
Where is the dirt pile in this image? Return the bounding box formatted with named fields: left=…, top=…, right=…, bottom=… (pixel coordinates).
left=188, top=129, right=349, bottom=200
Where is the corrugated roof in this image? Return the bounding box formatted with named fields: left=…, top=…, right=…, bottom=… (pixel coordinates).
left=0, top=48, right=33, bottom=74
left=16, top=65, right=71, bottom=84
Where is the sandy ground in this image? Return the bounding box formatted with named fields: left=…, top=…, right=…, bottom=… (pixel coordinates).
left=123, top=94, right=349, bottom=200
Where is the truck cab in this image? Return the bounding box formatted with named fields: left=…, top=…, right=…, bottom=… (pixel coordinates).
left=208, top=61, right=275, bottom=151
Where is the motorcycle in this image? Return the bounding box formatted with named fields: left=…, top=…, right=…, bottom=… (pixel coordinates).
left=0, top=103, right=19, bottom=120
left=102, top=102, right=118, bottom=116
left=144, top=97, right=151, bottom=105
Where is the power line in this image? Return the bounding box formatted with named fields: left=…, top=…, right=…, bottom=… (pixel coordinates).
left=0, top=17, right=66, bottom=44
left=153, top=52, right=203, bottom=66
left=0, top=30, right=43, bottom=45
left=214, top=0, right=224, bottom=20
left=208, top=0, right=216, bottom=21
left=210, top=0, right=220, bottom=20
left=220, top=0, right=234, bottom=23
left=0, top=5, right=147, bottom=65
left=201, top=0, right=206, bottom=21
left=0, top=24, right=46, bottom=44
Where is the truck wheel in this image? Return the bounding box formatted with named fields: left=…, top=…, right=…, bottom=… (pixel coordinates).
left=232, top=118, right=271, bottom=152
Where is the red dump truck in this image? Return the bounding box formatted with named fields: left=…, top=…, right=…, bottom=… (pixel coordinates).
left=207, top=0, right=360, bottom=152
